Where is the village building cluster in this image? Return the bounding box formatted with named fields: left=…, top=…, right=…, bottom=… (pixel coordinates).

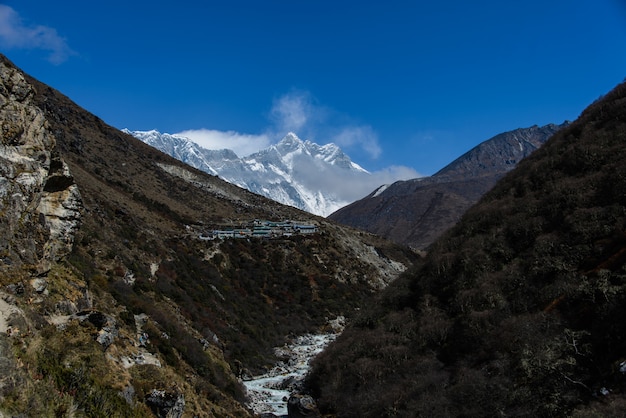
left=202, top=219, right=319, bottom=240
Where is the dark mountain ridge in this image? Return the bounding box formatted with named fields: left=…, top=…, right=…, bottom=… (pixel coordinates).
left=0, top=54, right=416, bottom=416
left=329, top=123, right=567, bottom=250
left=306, top=81, right=626, bottom=416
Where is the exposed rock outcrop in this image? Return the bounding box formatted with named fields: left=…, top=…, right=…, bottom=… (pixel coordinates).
left=0, top=57, right=81, bottom=275
left=145, top=389, right=185, bottom=418
left=37, top=153, right=82, bottom=271
left=73, top=310, right=119, bottom=349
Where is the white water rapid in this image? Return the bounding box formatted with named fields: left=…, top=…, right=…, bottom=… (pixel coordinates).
left=242, top=333, right=337, bottom=416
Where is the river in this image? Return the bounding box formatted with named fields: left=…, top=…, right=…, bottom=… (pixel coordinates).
left=242, top=333, right=337, bottom=416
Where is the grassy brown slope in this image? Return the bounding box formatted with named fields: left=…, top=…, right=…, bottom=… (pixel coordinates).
left=306, top=83, right=626, bottom=417
left=0, top=54, right=417, bottom=416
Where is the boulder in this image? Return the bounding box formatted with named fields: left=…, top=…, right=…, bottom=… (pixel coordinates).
left=73, top=310, right=118, bottom=349
left=145, top=389, right=185, bottom=418
left=287, top=393, right=320, bottom=418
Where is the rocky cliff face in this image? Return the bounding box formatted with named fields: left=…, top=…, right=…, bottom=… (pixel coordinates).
left=0, top=58, right=81, bottom=275
left=329, top=123, right=567, bottom=250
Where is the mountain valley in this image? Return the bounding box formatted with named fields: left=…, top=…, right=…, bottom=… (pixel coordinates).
left=1, top=49, right=625, bottom=418
left=0, top=54, right=416, bottom=417
left=127, top=120, right=569, bottom=253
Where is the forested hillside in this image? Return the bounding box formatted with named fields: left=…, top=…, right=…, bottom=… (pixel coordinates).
left=306, top=82, right=626, bottom=417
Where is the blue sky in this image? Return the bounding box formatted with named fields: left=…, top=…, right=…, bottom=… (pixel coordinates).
left=1, top=1, right=625, bottom=176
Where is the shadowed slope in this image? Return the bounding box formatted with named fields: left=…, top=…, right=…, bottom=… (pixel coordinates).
left=307, top=83, right=626, bottom=417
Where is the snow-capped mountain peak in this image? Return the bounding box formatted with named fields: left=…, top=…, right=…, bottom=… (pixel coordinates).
left=278, top=131, right=303, bottom=147
left=126, top=130, right=372, bottom=216
left=314, top=142, right=368, bottom=172
left=268, top=132, right=368, bottom=173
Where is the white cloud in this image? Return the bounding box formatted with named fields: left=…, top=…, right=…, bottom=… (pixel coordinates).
left=0, top=5, right=76, bottom=64
left=332, top=126, right=382, bottom=159
left=269, top=90, right=384, bottom=160
left=175, top=128, right=271, bottom=157
left=340, top=165, right=422, bottom=201
left=269, top=90, right=318, bottom=134
left=294, top=158, right=422, bottom=205
left=370, top=165, right=423, bottom=183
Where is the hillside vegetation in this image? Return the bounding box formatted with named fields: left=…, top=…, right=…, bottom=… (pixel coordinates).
left=306, top=82, right=626, bottom=417
left=0, top=54, right=416, bottom=416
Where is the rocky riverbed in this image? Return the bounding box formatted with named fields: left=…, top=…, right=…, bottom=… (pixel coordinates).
left=243, top=318, right=344, bottom=416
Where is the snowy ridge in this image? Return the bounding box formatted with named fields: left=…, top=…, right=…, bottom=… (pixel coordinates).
left=126, top=130, right=371, bottom=216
